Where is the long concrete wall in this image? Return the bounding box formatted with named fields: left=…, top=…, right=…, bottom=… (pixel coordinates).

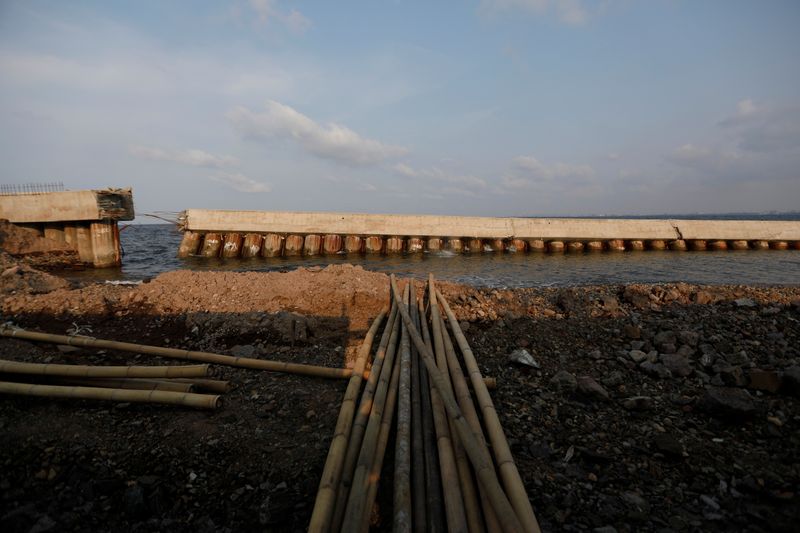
left=0, top=189, right=134, bottom=223
left=181, top=209, right=800, bottom=241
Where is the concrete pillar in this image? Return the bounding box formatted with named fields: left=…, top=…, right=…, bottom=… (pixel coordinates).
left=427, top=238, right=443, bottom=252
left=365, top=236, right=384, bottom=254
left=63, top=224, right=78, bottom=249
left=90, top=220, right=121, bottom=268
left=467, top=239, right=483, bottom=253
left=509, top=239, right=527, bottom=253
left=566, top=241, right=584, bottom=253
left=323, top=234, right=342, bottom=254
left=43, top=223, right=66, bottom=244
left=407, top=237, right=424, bottom=253
left=284, top=235, right=304, bottom=256
left=689, top=240, right=707, bottom=251
left=488, top=239, right=504, bottom=252
left=586, top=241, right=604, bottom=252
left=607, top=239, right=626, bottom=252
left=303, top=234, right=322, bottom=256
left=729, top=240, right=749, bottom=251
left=75, top=223, right=94, bottom=263
left=669, top=239, right=687, bottom=251
left=527, top=239, right=546, bottom=253
left=15, top=223, right=44, bottom=237
left=200, top=233, right=222, bottom=257
left=793, top=241, right=800, bottom=250
left=386, top=236, right=404, bottom=254
left=547, top=241, right=565, bottom=253
left=770, top=241, right=789, bottom=250
left=241, top=234, right=263, bottom=258
left=221, top=233, right=243, bottom=258
left=627, top=240, right=645, bottom=251
left=261, top=234, right=285, bottom=257
left=446, top=238, right=463, bottom=253
left=708, top=240, right=728, bottom=251
left=177, top=231, right=202, bottom=258
left=751, top=240, right=769, bottom=250
left=648, top=240, right=667, bottom=251
left=344, top=235, right=363, bottom=253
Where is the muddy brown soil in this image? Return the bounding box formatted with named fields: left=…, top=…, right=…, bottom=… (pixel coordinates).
left=1, top=261, right=799, bottom=532
left=0, top=220, right=80, bottom=269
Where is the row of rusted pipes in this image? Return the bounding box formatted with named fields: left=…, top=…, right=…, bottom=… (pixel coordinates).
left=178, top=231, right=800, bottom=259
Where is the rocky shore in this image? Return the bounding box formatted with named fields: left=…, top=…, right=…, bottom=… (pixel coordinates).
left=1, top=259, right=798, bottom=532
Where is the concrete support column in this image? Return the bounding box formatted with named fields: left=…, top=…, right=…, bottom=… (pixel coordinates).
left=547, top=241, right=565, bottom=253
left=627, top=240, right=645, bottom=251
left=708, top=240, right=728, bottom=251
left=607, top=239, right=626, bottom=252
left=303, top=234, right=322, bottom=256
left=586, top=241, right=604, bottom=252
left=407, top=237, right=424, bottom=253
left=648, top=240, right=667, bottom=251
left=43, top=223, right=66, bottom=244
left=221, top=233, right=243, bottom=258
left=75, top=223, right=94, bottom=263
left=669, top=240, right=687, bottom=251
left=509, top=239, right=527, bottom=253
left=284, top=235, right=304, bottom=256
left=730, top=240, right=749, bottom=251
left=177, top=231, right=202, bottom=257
left=200, top=233, right=222, bottom=257
left=566, top=241, right=584, bottom=253
left=323, top=234, right=342, bottom=254
left=241, top=234, right=263, bottom=258
left=365, top=236, right=384, bottom=254
left=261, top=234, right=285, bottom=257
left=446, top=237, right=463, bottom=253
left=689, top=240, right=707, bottom=251
left=385, top=236, right=404, bottom=253
left=426, top=238, right=443, bottom=252
left=90, top=220, right=121, bottom=268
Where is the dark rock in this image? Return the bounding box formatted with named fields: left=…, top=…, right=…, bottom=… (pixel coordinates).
left=734, top=298, right=757, bottom=308
left=782, top=366, right=800, bottom=396
left=124, top=484, right=147, bottom=518
left=661, top=354, right=693, bottom=377
left=622, top=396, right=653, bottom=411
left=231, top=344, right=256, bottom=358
left=550, top=370, right=577, bottom=394
left=679, top=330, right=700, bottom=347
left=599, top=295, right=620, bottom=313
left=623, top=324, right=641, bottom=339
left=623, top=286, right=651, bottom=309
left=601, top=371, right=624, bottom=387
left=698, top=387, right=759, bottom=419
left=652, top=433, right=684, bottom=456
left=747, top=369, right=782, bottom=393
left=714, top=365, right=747, bottom=387
left=694, top=290, right=715, bottom=304
left=629, top=349, right=648, bottom=363
left=576, top=376, right=609, bottom=401
left=640, top=361, right=672, bottom=379
left=654, top=330, right=677, bottom=347
left=725, top=350, right=750, bottom=366
left=660, top=342, right=677, bottom=354
left=676, top=344, right=695, bottom=358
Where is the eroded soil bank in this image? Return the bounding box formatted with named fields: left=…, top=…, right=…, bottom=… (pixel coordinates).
left=1, top=261, right=799, bottom=532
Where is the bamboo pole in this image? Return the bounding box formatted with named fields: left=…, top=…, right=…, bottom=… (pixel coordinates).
left=330, top=303, right=399, bottom=532
left=46, top=377, right=197, bottom=393
left=410, top=282, right=428, bottom=533
left=0, top=359, right=209, bottom=379
left=0, top=381, right=220, bottom=409
left=360, top=328, right=403, bottom=532
left=340, top=286, right=406, bottom=532
left=420, top=280, right=468, bottom=533
left=430, top=277, right=483, bottom=533
left=0, top=327, right=353, bottom=380
left=437, top=310, right=500, bottom=533
left=418, top=295, right=445, bottom=533
left=171, top=378, right=232, bottom=393
left=436, top=289, right=540, bottom=533
left=390, top=276, right=524, bottom=533
left=308, top=308, right=387, bottom=533
left=394, top=283, right=413, bottom=533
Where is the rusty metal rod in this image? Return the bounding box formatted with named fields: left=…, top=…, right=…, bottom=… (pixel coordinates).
left=0, top=381, right=220, bottom=409
left=0, top=359, right=209, bottom=379
left=391, top=276, right=524, bottom=533
left=308, top=307, right=388, bottom=533
left=436, top=289, right=540, bottom=533
left=0, top=326, right=352, bottom=380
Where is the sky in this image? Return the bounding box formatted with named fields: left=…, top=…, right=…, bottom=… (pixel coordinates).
left=1, top=1, right=799, bottom=220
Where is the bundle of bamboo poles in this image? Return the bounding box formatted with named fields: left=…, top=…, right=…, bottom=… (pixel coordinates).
left=0, top=358, right=230, bottom=409
left=310, top=274, right=540, bottom=533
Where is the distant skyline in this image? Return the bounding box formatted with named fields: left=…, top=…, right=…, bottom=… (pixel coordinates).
left=1, top=1, right=799, bottom=221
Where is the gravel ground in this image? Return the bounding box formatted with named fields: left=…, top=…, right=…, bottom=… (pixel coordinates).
left=1, top=261, right=799, bottom=532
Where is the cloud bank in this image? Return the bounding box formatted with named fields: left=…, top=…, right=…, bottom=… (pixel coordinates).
left=129, top=145, right=239, bottom=168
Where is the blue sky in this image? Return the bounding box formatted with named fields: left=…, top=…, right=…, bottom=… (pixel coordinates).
left=1, top=1, right=799, bottom=219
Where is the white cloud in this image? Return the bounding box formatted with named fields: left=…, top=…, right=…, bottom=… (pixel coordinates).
left=718, top=99, right=800, bottom=153
left=737, top=98, right=757, bottom=117
left=480, top=0, right=590, bottom=26
left=248, top=0, right=311, bottom=34
left=512, top=155, right=595, bottom=182
left=227, top=100, right=408, bottom=166
left=391, top=163, right=488, bottom=189
left=129, top=145, right=238, bottom=168
left=668, top=144, right=712, bottom=164
left=211, top=172, right=271, bottom=192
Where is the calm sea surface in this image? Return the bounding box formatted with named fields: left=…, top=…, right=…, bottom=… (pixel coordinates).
left=59, top=222, right=800, bottom=288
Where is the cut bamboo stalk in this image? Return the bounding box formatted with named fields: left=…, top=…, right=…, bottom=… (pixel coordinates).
left=0, top=381, right=220, bottom=409
left=422, top=281, right=468, bottom=533
left=430, top=277, right=484, bottom=533
left=171, top=378, right=232, bottom=393
left=394, top=283, right=413, bottom=533
left=360, top=329, right=403, bottom=532
left=308, top=308, right=388, bottom=533
left=340, top=287, right=405, bottom=533
left=0, top=327, right=354, bottom=380
left=41, top=377, right=196, bottom=393
left=410, top=282, right=428, bottom=533
left=330, top=303, right=400, bottom=532
left=0, top=359, right=209, bottom=379
left=417, top=295, right=445, bottom=533
left=437, top=310, right=500, bottom=533
left=391, top=276, right=524, bottom=533
left=436, top=289, right=540, bottom=533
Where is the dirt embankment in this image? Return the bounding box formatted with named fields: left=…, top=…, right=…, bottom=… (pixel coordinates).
left=0, top=220, right=80, bottom=269
left=0, top=258, right=799, bottom=532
